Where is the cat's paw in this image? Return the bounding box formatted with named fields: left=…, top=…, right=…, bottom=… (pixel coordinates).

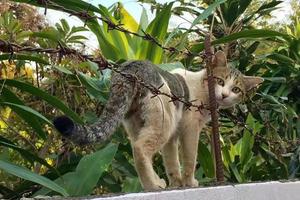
left=182, top=178, right=198, bottom=187
left=157, top=178, right=167, bottom=189
left=169, top=177, right=182, bottom=188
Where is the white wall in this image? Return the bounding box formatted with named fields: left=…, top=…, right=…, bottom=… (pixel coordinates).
left=92, top=181, right=300, bottom=200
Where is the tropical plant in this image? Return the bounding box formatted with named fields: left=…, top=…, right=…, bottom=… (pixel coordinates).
left=0, top=0, right=299, bottom=199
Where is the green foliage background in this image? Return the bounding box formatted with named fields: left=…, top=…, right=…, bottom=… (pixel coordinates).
left=0, top=0, right=299, bottom=198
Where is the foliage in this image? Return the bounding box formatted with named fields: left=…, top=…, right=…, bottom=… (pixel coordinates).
left=0, top=0, right=299, bottom=198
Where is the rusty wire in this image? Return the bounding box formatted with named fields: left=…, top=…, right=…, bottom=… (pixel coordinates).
left=0, top=39, right=208, bottom=112
left=34, top=0, right=199, bottom=57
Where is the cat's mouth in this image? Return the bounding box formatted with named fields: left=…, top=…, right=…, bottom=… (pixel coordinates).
left=216, top=99, right=233, bottom=108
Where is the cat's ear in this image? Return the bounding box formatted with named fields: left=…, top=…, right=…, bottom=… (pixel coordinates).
left=212, top=51, right=227, bottom=68
left=243, top=76, right=264, bottom=91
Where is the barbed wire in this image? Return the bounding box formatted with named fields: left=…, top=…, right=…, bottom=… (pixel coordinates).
left=0, top=39, right=208, bottom=112
left=35, top=0, right=200, bottom=58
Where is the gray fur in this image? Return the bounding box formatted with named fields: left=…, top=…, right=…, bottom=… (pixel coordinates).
left=66, top=60, right=189, bottom=145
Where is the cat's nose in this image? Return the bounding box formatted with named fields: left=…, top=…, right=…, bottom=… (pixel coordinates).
left=222, top=93, right=228, bottom=99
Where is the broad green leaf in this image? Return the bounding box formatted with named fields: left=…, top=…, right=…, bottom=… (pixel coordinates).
left=222, top=0, right=239, bottom=26
left=52, top=65, right=73, bottom=75
left=246, top=113, right=263, bottom=134
left=263, top=77, right=286, bottom=83
left=70, top=26, right=89, bottom=34
left=0, top=79, right=83, bottom=124
left=0, top=160, right=69, bottom=197
left=246, top=41, right=260, bottom=54
left=122, top=177, right=142, bottom=193
left=117, top=3, right=139, bottom=32
left=0, top=102, right=52, bottom=125
left=198, top=141, right=215, bottom=178
left=12, top=0, right=101, bottom=13
left=78, top=60, right=101, bottom=77
left=35, top=143, right=118, bottom=196
left=137, top=3, right=173, bottom=63
left=77, top=72, right=109, bottom=103
left=77, top=72, right=102, bottom=92
left=191, top=29, right=291, bottom=52
left=0, top=53, right=49, bottom=65
left=260, top=93, right=286, bottom=108
left=129, top=7, right=148, bottom=54
left=229, top=163, right=244, bottom=183
left=191, top=0, right=226, bottom=28
left=255, top=1, right=283, bottom=14
left=238, top=0, right=253, bottom=16
left=67, top=35, right=88, bottom=41
left=0, top=87, right=47, bottom=139
left=32, top=27, right=62, bottom=43
left=99, top=5, right=132, bottom=60
left=240, top=130, right=254, bottom=167
left=138, top=7, right=149, bottom=33
left=267, top=53, right=295, bottom=64
left=60, top=19, right=70, bottom=33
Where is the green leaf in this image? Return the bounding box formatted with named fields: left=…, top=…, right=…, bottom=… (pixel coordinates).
left=263, top=77, right=286, bottom=83
left=122, top=177, right=142, bottom=193
left=192, top=29, right=290, bottom=52
left=12, top=0, right=101, bottom=14
left=229, top=163, right=244, bottom=183
left=67, top=35, right=88, bottom=42
left=240, top=130, right=254, bottom=167
left=255, top=1, right=283, bottom=14
left=267, top=53, right=295, bottom=64
left=0, top=160, right=69, bottom=197
left=70, top=26, right=89, bottom=34
left=35, top=143, right=118, bottom=196
left=191, top=0, right=226, bottom=27
left=137, top=3, right=173, bottom=63
left=77, top=70, right=110, bottom=103
left=60, top=19, right=70, bottom=33
left=198, top=141, right=215, bottom=178
left=0, top=87, right=47, bottom=139
left=52, top=65, right=73, bottom=75
left=0, top=79, right=83, bottom=124
left=238, top=0, right=253, bottom=16
left=32, top=27, right=62, bottom=43
left=0, top=53, right=49, bottom=65
left=0, top=102, right=52, bottom=125
left=0, top=136, right=54, bottom=171
left=117, top=3, right=139, bottom=32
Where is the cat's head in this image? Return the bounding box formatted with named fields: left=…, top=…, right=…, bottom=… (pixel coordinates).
left=211, top=51, right=263, bottom=108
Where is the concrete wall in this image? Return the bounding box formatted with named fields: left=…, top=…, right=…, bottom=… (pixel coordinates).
left=92, top=181, right=300, bottom=200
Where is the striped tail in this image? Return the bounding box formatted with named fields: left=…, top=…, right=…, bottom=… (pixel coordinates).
left=53, top=73, right=135, bottom=145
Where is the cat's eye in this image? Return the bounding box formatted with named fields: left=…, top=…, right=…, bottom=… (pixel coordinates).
left=232, top=87, right=241, bottom=94
left=215, top=78, right=224, bottom=86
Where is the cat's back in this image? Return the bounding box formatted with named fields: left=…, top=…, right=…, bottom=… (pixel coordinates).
left=117, top=60, right=162, bottom=86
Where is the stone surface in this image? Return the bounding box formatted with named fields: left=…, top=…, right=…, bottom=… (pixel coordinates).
left=91, top=181, right=300, bottom=200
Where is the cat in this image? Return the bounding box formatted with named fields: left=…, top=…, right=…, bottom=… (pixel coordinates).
left=53, top=51, right=263, bottom=191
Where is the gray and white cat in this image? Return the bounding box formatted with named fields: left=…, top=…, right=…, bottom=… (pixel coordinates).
left=53, top=51, right=263, bottom=191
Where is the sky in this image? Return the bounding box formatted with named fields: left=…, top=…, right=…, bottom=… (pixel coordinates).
left=41, top=0, right=292, bottom=51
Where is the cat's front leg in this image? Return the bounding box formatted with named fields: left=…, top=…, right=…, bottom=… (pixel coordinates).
left=180, top=122, right=202, bottom=187
left=162, top=137, right=182, bottom=187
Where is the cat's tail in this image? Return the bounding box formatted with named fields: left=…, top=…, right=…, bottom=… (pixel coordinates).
left=53, top=72, right=136, bottom=145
